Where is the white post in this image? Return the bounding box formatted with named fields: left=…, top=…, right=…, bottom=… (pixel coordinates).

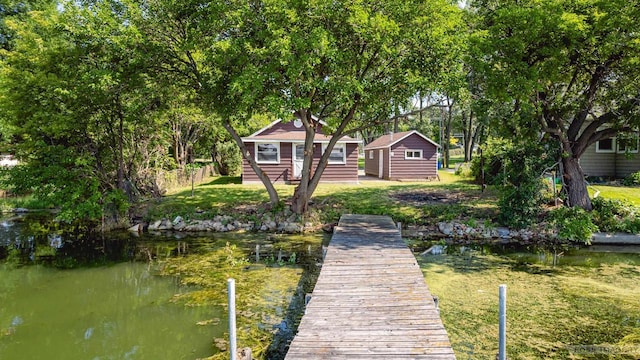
left=498, top=284, right=507, bottom=360
left=228, top=278, right=237, bottom=360
left=255, top=244, right=260, bottom=262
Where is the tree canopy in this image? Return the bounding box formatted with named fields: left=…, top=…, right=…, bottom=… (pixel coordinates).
left=1, top=0, right=639, bottom=224
left=470, top=0, right=640, bottom=209
left=189, top=0, right=465, bottom=213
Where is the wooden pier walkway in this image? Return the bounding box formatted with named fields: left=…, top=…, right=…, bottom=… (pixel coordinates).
left=285, top=214, right=455, bottom=359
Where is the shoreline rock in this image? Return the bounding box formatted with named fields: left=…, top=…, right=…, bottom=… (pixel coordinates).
left=135, top=214, right=565, bottom=243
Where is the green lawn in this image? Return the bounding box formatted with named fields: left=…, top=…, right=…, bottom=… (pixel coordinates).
left=147, top=171, right=640, bottom=228
left=147, top=172, right=499, bottom=225
left=589, top=184, right=640, bottom=206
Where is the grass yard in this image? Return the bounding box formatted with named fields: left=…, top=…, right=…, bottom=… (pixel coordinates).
left=145, top=170, right=640, bottom=230
left=421, top=251, right=640, bottom=360
left=589, top=184, right=640, bottom=206
left=145, top=172, right=500, bottom=225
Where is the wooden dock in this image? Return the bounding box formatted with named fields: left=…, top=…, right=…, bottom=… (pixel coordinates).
left=285, top=214, right=455, bottom=359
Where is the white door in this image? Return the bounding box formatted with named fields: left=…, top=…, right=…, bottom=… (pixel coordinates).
left=293, top=143, right=305, bottom=179
left=378, top=149, right=384, bottom=178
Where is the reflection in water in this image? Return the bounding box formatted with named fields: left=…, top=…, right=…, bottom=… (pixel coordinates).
left=0, top=215, right=324, bottom=360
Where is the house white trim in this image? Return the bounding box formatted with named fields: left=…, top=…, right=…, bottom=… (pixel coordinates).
left=404, top=149, right=423, bottom=160
left=595, top=138, right=615, bottom=153
left=322, top=143, right=347, bottom=164
left=365, top=130, right=440, bottom=150
left=254, top=141, right=280, bottom=164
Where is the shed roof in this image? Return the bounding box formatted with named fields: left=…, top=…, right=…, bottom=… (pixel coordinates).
left=364, top=130, right=440, bottom=150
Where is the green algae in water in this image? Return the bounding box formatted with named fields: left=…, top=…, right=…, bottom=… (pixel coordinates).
left=159, top=242, right=315, bottom=359
left=419, top=248, right=640, bottom=360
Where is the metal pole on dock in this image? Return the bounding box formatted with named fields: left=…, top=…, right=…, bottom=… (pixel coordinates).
left=228, top=278, right=237, bottom=360
left=498, top=284, right=507, bottom=360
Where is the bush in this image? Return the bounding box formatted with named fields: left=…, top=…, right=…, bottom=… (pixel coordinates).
left=548, top=206, right=598, bottom=244
left=623, top=171, right=640, bottom=186
left=454, top=162, right=473, bottom=177
left=471, top=137, right=557, bottom=229
left=498, top=177, right=545, bottom=229
left=591, top=197, right=640, bottom=233
left=621, top=217, right=640, bottom=233
left=470, top=137, right=515, bottom=185
left=213, top=141, right=242, bottom=176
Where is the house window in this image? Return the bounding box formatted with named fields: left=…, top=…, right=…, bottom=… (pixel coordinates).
left=369, top=150, right=373, bottom=159
left=405, top=150, right=423, bottom=159
left=322, top=143, right=346, bottom=164
left=255, top=142, right=280, bottom=163
left=596, top=138, right=615, bottom=153
left=617, top=133, right=639, bottom=154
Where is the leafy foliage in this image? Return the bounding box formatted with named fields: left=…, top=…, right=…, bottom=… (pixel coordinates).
left=471, top=137, right=555, bottom=229
left=470, top=0, right=640, bottom=210
left=471, top=137, right=516, bottom=185
left=0, top=1, right=223, bottom=223
left=547, top=206, right=598, bottom=243
left=623, top=171, right=640, bottom=186
left=591, top=197, right=640, bottom=234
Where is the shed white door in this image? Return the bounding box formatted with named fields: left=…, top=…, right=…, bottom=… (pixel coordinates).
left=293, top=143, right=305, bottom=179
left=378, top=149, right=384, bottom=178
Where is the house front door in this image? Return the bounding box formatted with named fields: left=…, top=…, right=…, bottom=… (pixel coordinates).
left=293, top=143, right=305, bottom=179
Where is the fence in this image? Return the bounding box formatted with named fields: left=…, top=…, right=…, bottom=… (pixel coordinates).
left=153, top=164, right=216, bottom=194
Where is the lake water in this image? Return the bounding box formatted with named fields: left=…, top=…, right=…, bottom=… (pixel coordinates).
left=2, top=214, right=637, bottom=360
left=0, top=215, right=324, bottom=360
left=1, top=262, right=217, bottom=359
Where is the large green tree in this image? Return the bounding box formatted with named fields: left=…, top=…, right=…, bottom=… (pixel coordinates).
left=0, top=1, right=170, bottom=223
left=471, top=0, right=640, bottom=210
left=184, top=0, right=464, bottom=213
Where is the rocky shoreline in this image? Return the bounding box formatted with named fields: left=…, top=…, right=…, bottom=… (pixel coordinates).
left=403, top=221, right=558, bottom=243
left=131, top=212, right=562, bottom=244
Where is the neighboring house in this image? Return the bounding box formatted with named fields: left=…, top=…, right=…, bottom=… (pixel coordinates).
left=364, top=130, right=440, bottom=180
left=240, top=118, right=361, bottom=184
left=580, top=133, right=640, bottom=178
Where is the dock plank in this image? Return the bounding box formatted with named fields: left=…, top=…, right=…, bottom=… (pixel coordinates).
left=284, top=214, right=455, bottom=359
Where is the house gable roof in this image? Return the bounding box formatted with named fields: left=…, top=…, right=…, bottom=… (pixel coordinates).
left=364, top=130, right=440, bottom=150
left=242, top=118, right=360, bottom=143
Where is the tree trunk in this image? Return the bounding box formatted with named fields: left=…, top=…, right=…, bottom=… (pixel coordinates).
left=462, top=109, right=476, bottom=162
left=222, top=121, right=280, bottom=207
left=291, top=116, right=317, bottom=214
left=115, top=97, right=126, bottom=195
left=443, top=98, right=454, bottom=168
left=561, top=156, right=592, bottom=210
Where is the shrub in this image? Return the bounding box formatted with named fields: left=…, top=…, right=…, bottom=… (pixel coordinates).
left=498, top=177, right=545, bottom=229
left=454, top=162, right=473, bottom=177
left=472, top=137, right=558, bottom=229
left=548, top=206, right=598, bottom=244
left=621, top=216, right=640, bottom=233
left=591, top=197, right=634, bottom=232
left=470, top=137, right=515, bottom=185
left=213, top=141, right=242, bottom=176
left=623, top=171, right=640, bottom=186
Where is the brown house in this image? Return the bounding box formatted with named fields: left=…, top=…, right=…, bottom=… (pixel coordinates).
left=364, top=130, right=440, bottom=180
left=241, top=118, right=361, bottom=184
